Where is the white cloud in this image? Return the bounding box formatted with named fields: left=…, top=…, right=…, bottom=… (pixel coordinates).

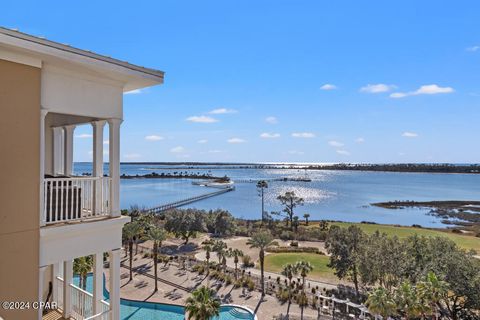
left=170, top=146, right=186, bottom=153
left=288, top=150, right=305, bottom=155
left=186, top=115, right=219, bottom=123
left=292, top=132, right=315, bottom=138
left=75, top=134, right=93, bottom=138
left=328, top=140, right=344, bottom=147
left=336, top=150, right=350, bottom=156
left=356, top=137, right=365, bottom=143
left=103, top=140, right=109, bottom=145
left=390, top=92, right=408, bottom=98
left=402, top=132, right=418, bottom=138
left=124, top=89, right=142, bottom=95
left=209, top=108, right=237, bottom=114
left=265, top=116, right=278, bottom=124
left=466, top=46, right=479, bottom=52
left=320, top=84, right=337, bottom=91
left=145, top=135, right=164, bottom=141
left=124, top=153, right=141, bottom=159
left=260, top=132, right=281, bottom=139
left=208, top=150, right=224, bottom=154
left=227, top=138, right=246, bottom=144
left=360, top=83, right=396, bottom=93
left=197, top=139, right=208, bottom=144
left=415, top=84, right=454, bottom=95
left=390, top=84, right=454, bottom=98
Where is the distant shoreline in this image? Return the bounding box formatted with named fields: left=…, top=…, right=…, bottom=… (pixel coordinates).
left=372, top=200, right=480, bottom=227
left=111, top=162, right=480, bottom=174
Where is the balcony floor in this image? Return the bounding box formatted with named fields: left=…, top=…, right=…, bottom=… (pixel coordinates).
left=42, top=309, right=71, bottom=320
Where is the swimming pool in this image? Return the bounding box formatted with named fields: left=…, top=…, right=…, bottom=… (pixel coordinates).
left=73, top=274, right=255, bottom=320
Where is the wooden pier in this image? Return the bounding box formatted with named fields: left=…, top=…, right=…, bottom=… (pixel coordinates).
left=146, top=186, right=234, bottom=214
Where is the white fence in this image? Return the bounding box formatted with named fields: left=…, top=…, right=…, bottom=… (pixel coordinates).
left=43, top=177, right=111, bottom=225
left=56, top=276, right=110, bottom=320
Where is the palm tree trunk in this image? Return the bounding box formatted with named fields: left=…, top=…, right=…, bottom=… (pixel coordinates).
left=82, top=274, right=87, bottom=290
left=154, top=243, right=158, bottom=292
left=286, top=278, right=292, bottom=317
left=260, top=252, right=265, bottom=296
left=234, top=262, right=238, bottom=280
left=261, top=189, right=264, bottom=222
left=129, top=241, right=133, bottom=281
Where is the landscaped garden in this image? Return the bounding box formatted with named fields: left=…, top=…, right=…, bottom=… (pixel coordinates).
left=68, top=184, right=480, bottom=319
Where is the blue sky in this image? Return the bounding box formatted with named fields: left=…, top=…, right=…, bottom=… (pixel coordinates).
left=3, top=1, right=480, bottom=163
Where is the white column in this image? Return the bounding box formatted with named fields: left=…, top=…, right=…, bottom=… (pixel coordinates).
left=40, top=110, right=48, bottom=227
left=52, top=263, right=60, bottom=305
left=108, top=119, right=122, bottom=217
left=93, top=252, right=104, bottom=314
left=63, top=260, right=73, bottom=319
left=92, top=121, right=106, bottom=177
left=92, top=121, right=106, bottom=214
left=63, top=125, right=76, bottom=176
left=37, top=265, right=48, bottom=320
left=109, top=249, right=121, bottom=320
left=52, top=127, right=65, bottom=175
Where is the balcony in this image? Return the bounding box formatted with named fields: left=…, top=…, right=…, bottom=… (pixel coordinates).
left=43, top=177, right=111, bottom=225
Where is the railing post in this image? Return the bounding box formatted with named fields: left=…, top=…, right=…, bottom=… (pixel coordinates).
left=108, top=119, right=122, bottom=217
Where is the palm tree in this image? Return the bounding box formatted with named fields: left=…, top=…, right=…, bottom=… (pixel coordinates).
left=73, top=256, right=93, bottom=290
left=202, top=243, right=212, bottom=276
left=366, top=287, right=397, bottom=319
left=303, top=213, right=310, bottom=226
left=185, top=286, right=221, bottom=320
left=395, top=281, right=423, bottom=320
left=122, top=221, right=143, bottom=281
left=212, top=240, right=227, bottom=265
left=227, top=248, right=244, bottom=280
left=247, top=230, right=274, bottom=296
left=417, top=271, right=448, bottom=320
left=296, top=261, right=313, bottom=320
left=281, top=263, right=298, bottom=317
left=146, top=226, right=167, bottom=292
left=256, top=180, right=268, bottom=222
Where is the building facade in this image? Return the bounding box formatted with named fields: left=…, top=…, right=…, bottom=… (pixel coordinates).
left=0, top=27, right=164, bottom=320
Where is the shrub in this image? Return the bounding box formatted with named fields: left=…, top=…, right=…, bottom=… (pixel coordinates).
left=280, top=230, right=294, bottom=241
left=266, top=246, right=324, bottom=254
left=242, top=277, right=255, bottom=291
left=270, top=240, right=280, bottom=247
left=233, top=278, right=242, bottom=288
left=290, top=241, right=299, bottom=247
left=277, top=288, right=289, bottom=302
left=242, top=255, right=254, bottom=268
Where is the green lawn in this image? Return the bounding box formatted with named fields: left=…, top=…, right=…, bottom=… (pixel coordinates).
left=329, top=222, right=480, bottom=252
left=264, top=253, right=337, bottom=281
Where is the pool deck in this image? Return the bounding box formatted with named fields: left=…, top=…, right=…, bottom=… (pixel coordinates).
left=105, top=252, right=321, bottom=320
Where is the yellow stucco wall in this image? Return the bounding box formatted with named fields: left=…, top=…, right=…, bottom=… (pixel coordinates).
left=0, top=58, right=41, bottom=320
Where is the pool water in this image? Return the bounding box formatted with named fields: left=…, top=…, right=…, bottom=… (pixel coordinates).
left=73, top=274, right=255, bottom=320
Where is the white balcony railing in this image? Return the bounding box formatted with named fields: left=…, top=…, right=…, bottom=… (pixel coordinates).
left=56, top=276, right=111, bottom=320
left=43, top=177, right=111, bottom=225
